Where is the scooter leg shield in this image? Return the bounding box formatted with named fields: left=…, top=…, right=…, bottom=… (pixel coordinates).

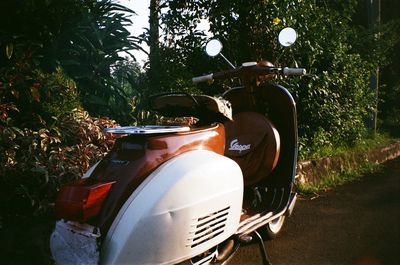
left=101, top=150, right=243, bottom=265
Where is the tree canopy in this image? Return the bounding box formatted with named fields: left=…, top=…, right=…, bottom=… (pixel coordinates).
left=155, top=0, right=399, bottom=154
left=0, top=0, right=142, bottom=123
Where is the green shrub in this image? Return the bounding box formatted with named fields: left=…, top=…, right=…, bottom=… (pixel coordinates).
left=0, top=57, right=81, bottom=127
left=37, top=67, right=81, bottom=119
left=0, top=106, right=117, bottom=264
left=0, top=56, right=118, bottom=264
left=0, top=108, right=117, bottom=219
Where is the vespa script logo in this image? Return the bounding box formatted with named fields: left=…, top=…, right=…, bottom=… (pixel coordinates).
left=228, top=139, right=251, bottom=153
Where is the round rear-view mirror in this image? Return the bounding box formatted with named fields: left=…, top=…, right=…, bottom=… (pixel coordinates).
left=278, top=27, right=297, bottom=47
left=205, top=39, right=223, bottom=57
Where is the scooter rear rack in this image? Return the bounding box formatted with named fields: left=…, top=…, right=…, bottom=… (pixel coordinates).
left=104, top=125, right=190, bottom=134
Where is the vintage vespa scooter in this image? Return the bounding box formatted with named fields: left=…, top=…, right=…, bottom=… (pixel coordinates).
left=50, top=27, right=305, bottom=265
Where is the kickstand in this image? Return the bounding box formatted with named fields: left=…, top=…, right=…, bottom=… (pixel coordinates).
left=253, top=231, right=272, bottom=265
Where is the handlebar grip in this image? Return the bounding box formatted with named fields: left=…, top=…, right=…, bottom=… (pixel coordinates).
left=283, top=67, right=306, bottom=75
left=192, top=74, right=213, bottom=83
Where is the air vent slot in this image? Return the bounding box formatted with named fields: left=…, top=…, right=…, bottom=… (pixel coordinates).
left=188, top=207, right=230, bottom=249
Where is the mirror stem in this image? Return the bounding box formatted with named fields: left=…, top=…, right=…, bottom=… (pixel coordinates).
left=219, top=53, right=236, bottom=69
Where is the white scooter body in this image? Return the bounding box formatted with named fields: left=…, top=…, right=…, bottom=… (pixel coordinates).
left=102, top=150, right=243, bottom=264
left=51, top=149, right=243, bottom=265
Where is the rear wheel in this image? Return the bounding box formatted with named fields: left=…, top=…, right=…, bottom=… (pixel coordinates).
left=264, top=215, right=286, bottom=239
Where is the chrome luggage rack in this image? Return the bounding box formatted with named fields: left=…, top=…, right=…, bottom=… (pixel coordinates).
left=104, top=125, right=190, bottom=135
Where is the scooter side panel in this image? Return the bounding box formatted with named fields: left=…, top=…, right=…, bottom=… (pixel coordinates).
left=101, top=150, right=243, bottom=265
left=94, top=123, right=226, bottom=232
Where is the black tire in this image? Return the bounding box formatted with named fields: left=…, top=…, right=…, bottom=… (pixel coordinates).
left=264, top=215, right=286, bottom=239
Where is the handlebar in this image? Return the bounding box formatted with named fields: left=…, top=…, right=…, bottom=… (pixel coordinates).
left=192, top=74, right=213, bottom=83
left=282, top=67, right=306, bottom=75
left=192, top=64, right=306, bottom=84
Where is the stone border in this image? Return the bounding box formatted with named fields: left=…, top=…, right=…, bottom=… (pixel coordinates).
left=297, top=139, right=400, bottom=185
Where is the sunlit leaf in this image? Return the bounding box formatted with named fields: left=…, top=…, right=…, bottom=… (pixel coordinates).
left=5, top=43, right=13, bottom=59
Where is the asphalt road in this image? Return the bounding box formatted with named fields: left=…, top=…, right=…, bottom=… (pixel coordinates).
left=229, top=157, right=400, bottom=265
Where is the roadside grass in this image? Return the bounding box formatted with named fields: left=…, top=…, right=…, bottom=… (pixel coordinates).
left=299, top=132, right=394, bottom=161
left=297, top=132, right=393, bottom=195
left=297, top=161, right=383, bottom=195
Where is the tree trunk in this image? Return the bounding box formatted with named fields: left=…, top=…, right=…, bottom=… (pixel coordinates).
left=148, top=0, right=161, bottom=96
left=237, top=0, right=252, bottom=62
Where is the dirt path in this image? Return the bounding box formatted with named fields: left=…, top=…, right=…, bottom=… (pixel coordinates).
left=230, top=158, right=400, bottom=265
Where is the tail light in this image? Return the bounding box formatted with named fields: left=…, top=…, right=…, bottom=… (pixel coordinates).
left=55, top=181, right=115, bottom=223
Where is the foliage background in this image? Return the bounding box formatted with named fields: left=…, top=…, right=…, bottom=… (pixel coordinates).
left=0, top=0, right=399, bottom=263
left=157, top=0, right=399, bottom=156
